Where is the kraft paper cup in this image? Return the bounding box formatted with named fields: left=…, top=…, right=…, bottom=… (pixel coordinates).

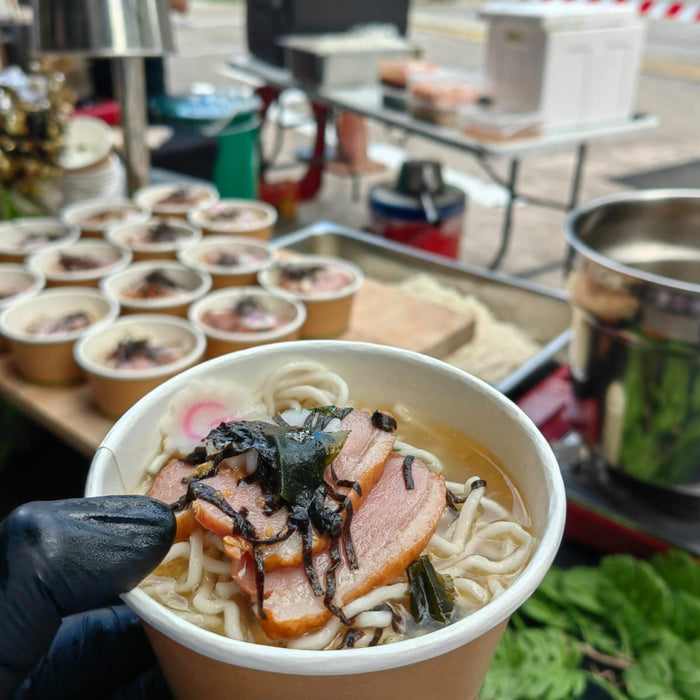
left=134, top=182, right=220, bottom=219
left=74, top=314, right=207, bottom=418
left=188, top=199, right=277, bottom=240
left=188, top=286, right=306, bottom=358
left=100, top=260, right=212, bottom=318
left=106, top=217, right=202, bottom=262
left=0, top=217, right=79, bottom=263
left=177, top=235, right=276, bottom=289
left=60, top=196, right=150, bottom=238
left=85, top=341, right=566, bottom=700
left=0, top=286, right=119, bottom=384
left=258, top=256, right=364, bottom=338
left=27, top=240, right=132, bottom=288
left=0, top=263, right=45, bottom=352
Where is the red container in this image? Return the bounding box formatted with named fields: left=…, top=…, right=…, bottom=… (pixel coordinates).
left=367, top=161, right=466, bottom=259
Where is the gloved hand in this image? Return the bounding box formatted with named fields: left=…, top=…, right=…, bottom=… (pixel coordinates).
left=0, top=496, right=176, bottom=700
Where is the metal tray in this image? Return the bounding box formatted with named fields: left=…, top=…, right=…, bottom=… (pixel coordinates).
left=278, top=33, right=412, bottom=88
left=273, top=222, right=572, bottom=395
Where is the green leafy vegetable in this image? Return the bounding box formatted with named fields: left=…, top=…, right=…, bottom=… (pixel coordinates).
left=480, top=550, right=700, bottom=700
left=406, top=555, right=456, bottom=626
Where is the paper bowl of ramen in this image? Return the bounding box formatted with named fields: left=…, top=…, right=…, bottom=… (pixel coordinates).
left=0, top=286, right=119, bottom=384
left=27, top=240, right=133, bottom=288
left=100, top=260, right=212, bottom=317
left=85, top=340, right=566, bottom=700
left=60, top=196, right=150, bottom=238
left=0, top=217, right=80, bottom=263
left=75, top=313, right=207, bottom=418
left=106, top=217, right=202, bottom=262
left=188, top=199, right=277, bottom=240
left=0, top=263, right=45, bottom=352
left=258, top=256, right=364, bottom=338
left=189, top=286, right=306, bottom=358
left=177, top=235, right=276, bottom=289
left=134, top=182, right=220, bottom=219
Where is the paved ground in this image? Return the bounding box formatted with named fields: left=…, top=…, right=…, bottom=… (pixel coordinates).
left=165, top=1, right=700, bottom=288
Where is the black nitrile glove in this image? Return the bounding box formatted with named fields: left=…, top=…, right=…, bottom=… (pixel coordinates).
left=0, top=496, right=177, bottom=700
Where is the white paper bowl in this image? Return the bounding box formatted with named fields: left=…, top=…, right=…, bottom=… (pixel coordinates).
left=75, top=313, right=207, bottom=418
left=60, top=196, right=150, bottom=237
left=106, top=217, right=202, bottom=262
left=0, top=263, right=45, bottom=352
left=188, top=286, right=306, bottom=358
left=134, top=182, right=220, bottom=219
left=100, top=260, right=212, bottom=317
left=258, top=255, right=364, bottom=338
left=59, top=115, right=114, bottom=171
left=85, top=341, right=566, bottom=700
left=0, top=217, right=80, bottom=263
left=0, top=263, right=45, bottom=309
left=27, top=240, right=133, bottom=287
left=177, top=235, right=277, bottom=289
left=188, top=198, right=278, bottom=240
left=0, top=286, right=119, bottom=384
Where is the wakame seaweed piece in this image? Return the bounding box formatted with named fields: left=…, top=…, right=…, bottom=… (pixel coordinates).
left=407, top=555, right=456, bottom=626
left=274, top=429, right=349, bottom=506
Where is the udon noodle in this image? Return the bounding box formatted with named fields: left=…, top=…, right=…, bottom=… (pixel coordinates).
left=138, top=361, right=533, bottom=650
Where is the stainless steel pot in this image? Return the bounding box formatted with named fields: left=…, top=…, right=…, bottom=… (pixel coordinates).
left=565, top=189, right=700, bottom=496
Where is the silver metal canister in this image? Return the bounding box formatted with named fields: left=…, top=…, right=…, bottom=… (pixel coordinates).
left=564, top=189, right=700, bottom=496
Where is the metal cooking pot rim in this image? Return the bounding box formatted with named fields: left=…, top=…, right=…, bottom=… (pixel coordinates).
left=564, top=188, right=700, bottom=296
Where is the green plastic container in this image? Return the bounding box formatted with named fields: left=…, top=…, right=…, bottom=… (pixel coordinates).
left=213, top=117, right=261, bottom=200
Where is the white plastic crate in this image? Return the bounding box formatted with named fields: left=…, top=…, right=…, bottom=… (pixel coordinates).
left=480, top=2, right=646, bottom=132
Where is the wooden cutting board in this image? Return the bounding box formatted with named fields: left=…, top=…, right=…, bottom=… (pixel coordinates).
left=342, top=278, right=475, bottom=358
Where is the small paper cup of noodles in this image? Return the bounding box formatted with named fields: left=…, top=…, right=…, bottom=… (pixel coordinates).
left=0, top=217, right=80, bottom=263
left=74, top=313, right=206, bottom=418
left=177, top=235, right=276, bottom=289
left=0, top=263, right=45, bottom=352
left=60, top=196, right=150, bottom=238
left=258, top=255, right=364, bottom=338
left=188, top=199, right=277, bottom=240
left=106, top=217, right=202, bottom=262
left=134, top=182, right=220, bottom=219
left=188, top=286, right=306, bottom=359
left=27, top=240, right=133, bottom=288
left=100, top=260, right=212, bottom=318
left=0, top=286, right=119, bottom=384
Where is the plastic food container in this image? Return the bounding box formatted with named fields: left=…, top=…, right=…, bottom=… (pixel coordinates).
left=0, top=286, right=120, bottom=384
left=188, top=286, right=306, bottom=358
left=258, top=255, right=364, bottom=338
left=74, top=313, right=207, bottom=418
left=85, top=340, right=566, bottom=700
left=0, top=217, right=80, bottom=264
left=100, top=260, right=212, bottom=318
left=460, top=105, right=541, bottom=141
left=408, top=70, right=487, bottom=127
left=177, top=235, right=276, bottom=289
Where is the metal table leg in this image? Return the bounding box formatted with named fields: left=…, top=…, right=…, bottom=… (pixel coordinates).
left=568, top=143, right=588, bottom=211
left=488, top=158, right=520, bottom=270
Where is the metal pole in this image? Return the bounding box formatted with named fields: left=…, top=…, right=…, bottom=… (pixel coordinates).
left=488, top=158, right=520, bottom=270
left=112, top=56, right=150, bottom=195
